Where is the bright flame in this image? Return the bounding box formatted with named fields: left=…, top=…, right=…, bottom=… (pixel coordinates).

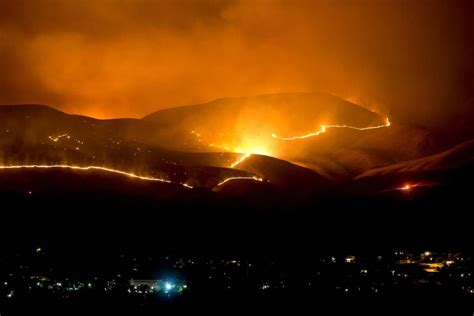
left=190, top=130, right=272, bottom=158
left=231, top=144, right=270, bottom=156
left=272, top=117, right=391, bottom=141
left=0, top=164, right=198, bottom=188
left=216, top=176, right=264, bottom=187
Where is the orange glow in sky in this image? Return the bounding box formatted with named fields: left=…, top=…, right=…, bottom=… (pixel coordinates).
left=1, top=0, right=472, bottom=133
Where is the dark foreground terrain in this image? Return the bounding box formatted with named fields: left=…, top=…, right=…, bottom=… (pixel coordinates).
left=1, top=100, right=474, bottom=312
left=0, top=166, right=473, bottom=313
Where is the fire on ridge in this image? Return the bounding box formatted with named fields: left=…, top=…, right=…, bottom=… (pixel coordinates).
left=190, top=115, right=391, bottom=170
left=0, top=164, right=267, bottom=189
left=216, top=176, right=264, bottom=187
left=272, top=117, right=391, bottom=141
left=0, top=164, right=175, bottom=184
left=0, top=102, right=392, bottom=191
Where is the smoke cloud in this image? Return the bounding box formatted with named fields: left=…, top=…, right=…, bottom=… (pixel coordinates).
left=1, top=0, right=473, bottom=134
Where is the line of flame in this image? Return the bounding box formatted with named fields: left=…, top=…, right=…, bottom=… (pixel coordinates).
left=216, top=176, right=264, bottom=187
left=0, top=164, right=198, bottom=186
left=272, top=117, right=391, bottom=141
left=230, top=152, right=251, bottom=168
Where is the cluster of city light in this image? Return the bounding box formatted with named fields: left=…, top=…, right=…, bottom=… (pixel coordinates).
left=271, top=117, right=391, bottom=141
left=397, top=250, right=459, bottom=273
left=0, top=164, right=198, bottom=188
left=129, top=278, right=187, bottom=295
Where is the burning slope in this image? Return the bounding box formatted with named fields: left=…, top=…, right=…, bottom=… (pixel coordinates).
left=0, top=104, right=327, bottom=193
left=144, top=93, right=442, bottom=178
left=144, top=93, right=387, bottom=156
left=0, top=91, right=447, bottom=196
left=0, top=105, right=268, bottom=190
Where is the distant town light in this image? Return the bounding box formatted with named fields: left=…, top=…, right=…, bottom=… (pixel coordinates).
left=165, top=282, right=174, bottom=291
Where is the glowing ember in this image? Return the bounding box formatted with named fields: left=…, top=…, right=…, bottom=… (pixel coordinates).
left=181, top=183, right=194, bottom=189
left=394, top=183, right=422, bottom=192
left=216, top=176, right=264, bottom=187
left=391, top=181, right=437, bottom=192
left=48, top=134, right=71, bottom=142
left=272, top=117, right=391, bottom=141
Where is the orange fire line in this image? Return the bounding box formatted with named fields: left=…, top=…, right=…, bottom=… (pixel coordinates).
left=230, top=153, right=251, bottom=168
left=272, top=117, right=391, bottom=141
left=216, top=176, right=264, bottom=187
left=0, top=164, right=197, bottom=188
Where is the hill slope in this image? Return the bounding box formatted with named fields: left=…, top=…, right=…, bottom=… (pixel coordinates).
left=144, top=93, right=443, bottom=178
left=0, top=104, right=326, bottom=194
left=356, top=139, right=474, bottom=179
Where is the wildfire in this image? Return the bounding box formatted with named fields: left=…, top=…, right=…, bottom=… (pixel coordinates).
left=0, top=164, right=274, bottom=190
left=190, top=131, right=266, bottom=167
left=0, top=164, right=199, bottom=187
left=272, top=117, right=391, bottom=141
left=216, top=176, right=264, bottom=187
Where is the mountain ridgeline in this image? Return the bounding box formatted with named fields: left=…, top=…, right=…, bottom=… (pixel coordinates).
left=0, top=93, right=471, bottom=199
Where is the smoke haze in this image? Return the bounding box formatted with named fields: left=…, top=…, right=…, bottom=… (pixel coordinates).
left=1, top=0, right=473, bottom=135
